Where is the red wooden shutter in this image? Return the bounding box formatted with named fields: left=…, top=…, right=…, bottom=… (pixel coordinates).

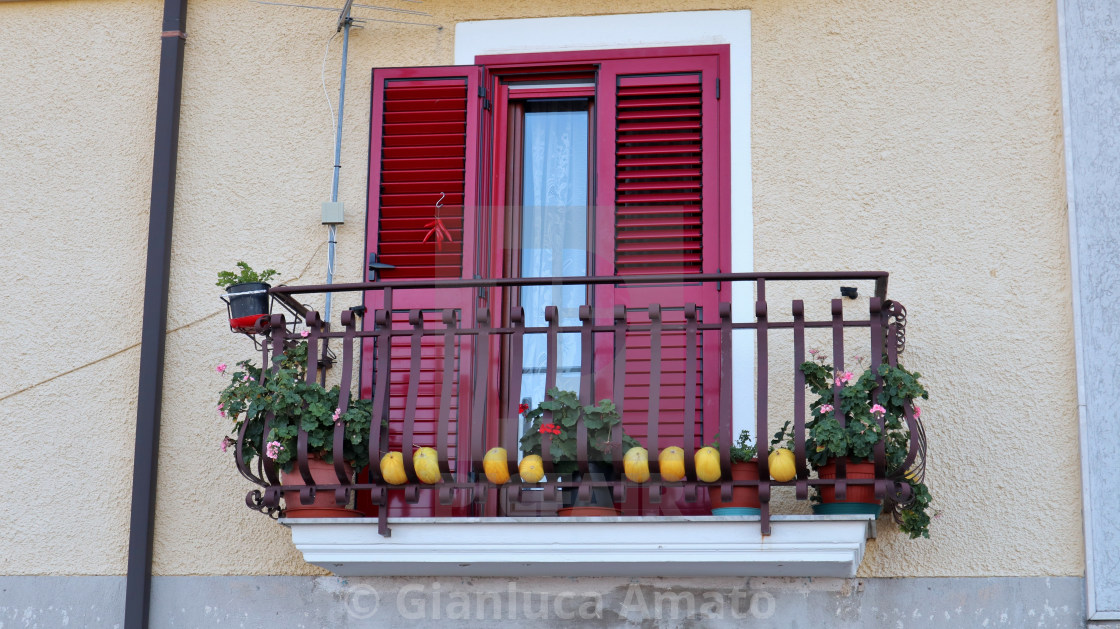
left=363, top=66, right=482, bottom=516
left=593, top=51, right=729, bottom=515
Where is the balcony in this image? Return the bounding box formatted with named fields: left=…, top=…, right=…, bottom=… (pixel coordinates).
left=230, top=272, right=922, bottom=577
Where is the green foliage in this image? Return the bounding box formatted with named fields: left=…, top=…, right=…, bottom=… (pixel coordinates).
left=708, top=429, right=758, bottom=463
left=518, top=387, right=639, bottom=476
left=216, top=261, right=279, bottom=289
left=898, top=479, right=933, bottom=539
left=218, top=341, right=379, bottom=473
left=787, top=354, right=934, bottom=538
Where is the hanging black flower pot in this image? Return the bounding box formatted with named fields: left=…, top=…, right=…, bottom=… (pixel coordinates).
left=225, top=282, right=271, bottom=331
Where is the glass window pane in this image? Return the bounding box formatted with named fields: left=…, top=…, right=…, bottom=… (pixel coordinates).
left=518, top=100, right=589, bottom=421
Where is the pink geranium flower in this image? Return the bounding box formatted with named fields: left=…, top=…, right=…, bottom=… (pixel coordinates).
left=265, top=441, right=284, bottom=460
left=913, top=404, right=921, bottom=419
left=216, top=363, right=227, bottom=374
left=220, top=437, right=232, bottom=452
left=332, top=407, right=342, bottom=425
left=300, top=330, right=310, bottom=338
left=819, top=404, right=834, bottom=414
left=870, top=404, right=886, bottom=416
left=835, top=371, right=854, bottom=386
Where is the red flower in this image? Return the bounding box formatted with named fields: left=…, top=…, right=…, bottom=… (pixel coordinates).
left=539, top=423, right=561, bottom=436
left=518, top=403, right=530, bottom=415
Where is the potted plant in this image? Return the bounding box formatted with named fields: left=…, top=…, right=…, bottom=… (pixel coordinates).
left=217, top=261, right=278, bottom=331
left=778, top=350, right=933, bottom=538
left=519, top=387, right=640, bottom=515
left=218, top=340, right=377, bottom=517
left=706, top=429, right=761, bottom=515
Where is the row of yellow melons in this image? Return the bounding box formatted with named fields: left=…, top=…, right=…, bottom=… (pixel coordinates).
left=379, top=446, right=797, bottom=485
left=378, top=447, right=536, bottom=485
left=623, top=446, right=796, bottom=484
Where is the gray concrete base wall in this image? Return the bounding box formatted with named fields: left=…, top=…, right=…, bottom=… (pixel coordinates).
left=0, top=576, right=1112, bottom=628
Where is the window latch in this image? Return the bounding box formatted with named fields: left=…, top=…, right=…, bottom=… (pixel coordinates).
left=475, top=274, right=488, bottom=301
left=368, top=253, right=396, bottom=281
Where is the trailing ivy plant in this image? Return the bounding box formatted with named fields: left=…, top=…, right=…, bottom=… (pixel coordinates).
left=519, top=387, right=640, bottom=477
left=217, top=341, right=377, bottom=473
left=216, top=261, right=279, bottom=289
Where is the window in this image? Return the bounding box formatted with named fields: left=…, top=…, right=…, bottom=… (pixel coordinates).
left=363, top=25, right=747, bottom=517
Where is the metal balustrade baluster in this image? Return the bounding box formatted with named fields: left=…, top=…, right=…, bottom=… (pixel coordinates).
left=331, top=310, right=357, bottom=505
left=506, top=308, right=525, bottom=508
left=682, top=303, right=698, bottom=502
left=647, top=303, right=663, bottom=506
left=831, top=299, right=847, bottom=501
left=717, top=303, right=733, bottom=504
left=792, top=300, right=808, bottom=500
left=755, top=281, right=771, bottom=535
left=870, top=298, right=887, bottom=500
left=575, top=306, right=594, bottom=503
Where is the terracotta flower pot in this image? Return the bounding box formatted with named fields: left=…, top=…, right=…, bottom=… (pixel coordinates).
left=281, top=456, right=362, bottom=518
left=813, top=457, right=882, bottom=516
left=556, top=506, right=619, bottom=516
left=708, top=460, right=761, bottom=515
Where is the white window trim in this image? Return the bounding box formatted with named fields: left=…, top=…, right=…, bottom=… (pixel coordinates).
left=456, top=11, right=755, bottom=434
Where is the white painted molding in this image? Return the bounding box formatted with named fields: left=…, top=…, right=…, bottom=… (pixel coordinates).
left=1056, top=0, right=1120, bottom=619
left=455, top=10, right=757, bottom=436
left=285, top=516, right=875, bottom=578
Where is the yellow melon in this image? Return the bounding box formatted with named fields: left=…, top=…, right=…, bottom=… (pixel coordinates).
left=483, top=447, right=511, bottom=484
left=623, top=447, right=650, bottom=483
left=659, top=446, right=686, bottom=482
left=768, top=448, right=796, bottom=482
left=519, top=454, right=544, bottom=483
left=413, top=447, right=442, bottom=484
left=694, top=446, right=722, bottom=482
left=379, top=451, right=408, bottom=485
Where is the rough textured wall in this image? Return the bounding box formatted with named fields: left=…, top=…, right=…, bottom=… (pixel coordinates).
left=0, top=0, right=162, bottom=575
left=751, top=0, right=1077, bottom=578
left=0, top=0, right=1078, bottom=579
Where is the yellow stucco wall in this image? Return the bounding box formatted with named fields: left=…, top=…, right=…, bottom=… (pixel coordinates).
left=0, top=0, right=1078, bottom=578
left=0, top=0, right=162, bottom=576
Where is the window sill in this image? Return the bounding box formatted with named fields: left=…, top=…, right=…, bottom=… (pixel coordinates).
left=282, top=515, right=876, bottom=577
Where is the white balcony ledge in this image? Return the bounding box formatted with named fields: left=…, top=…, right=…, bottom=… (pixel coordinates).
left=283, top=515, right=876, bottom=578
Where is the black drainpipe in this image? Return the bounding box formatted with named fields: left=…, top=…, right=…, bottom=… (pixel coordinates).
left=124, top=0, right=187, bottom=626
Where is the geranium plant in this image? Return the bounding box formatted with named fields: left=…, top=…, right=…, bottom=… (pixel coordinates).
left=218, top=340, right=375, bottom=473
left=708, top=429, right=758, bottom=463
left=519, top=387, right=640, bottom=477
left=772, top=351, right=933, bottom=538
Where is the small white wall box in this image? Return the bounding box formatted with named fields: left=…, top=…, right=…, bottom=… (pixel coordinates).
left=321, top=202, right=345, bottom=225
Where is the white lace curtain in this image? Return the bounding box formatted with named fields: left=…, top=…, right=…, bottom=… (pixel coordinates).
left=519, top=103, right=589, bottom=414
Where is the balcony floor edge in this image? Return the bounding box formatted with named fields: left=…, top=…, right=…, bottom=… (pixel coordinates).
left=284, top=515, right=876, bottom=578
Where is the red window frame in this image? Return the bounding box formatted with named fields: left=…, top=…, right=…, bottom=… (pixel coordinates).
left=365, top=45, right=731, bottom=517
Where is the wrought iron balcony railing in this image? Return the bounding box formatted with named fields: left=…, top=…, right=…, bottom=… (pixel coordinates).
left=234, top=272, right=924, bottom=537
